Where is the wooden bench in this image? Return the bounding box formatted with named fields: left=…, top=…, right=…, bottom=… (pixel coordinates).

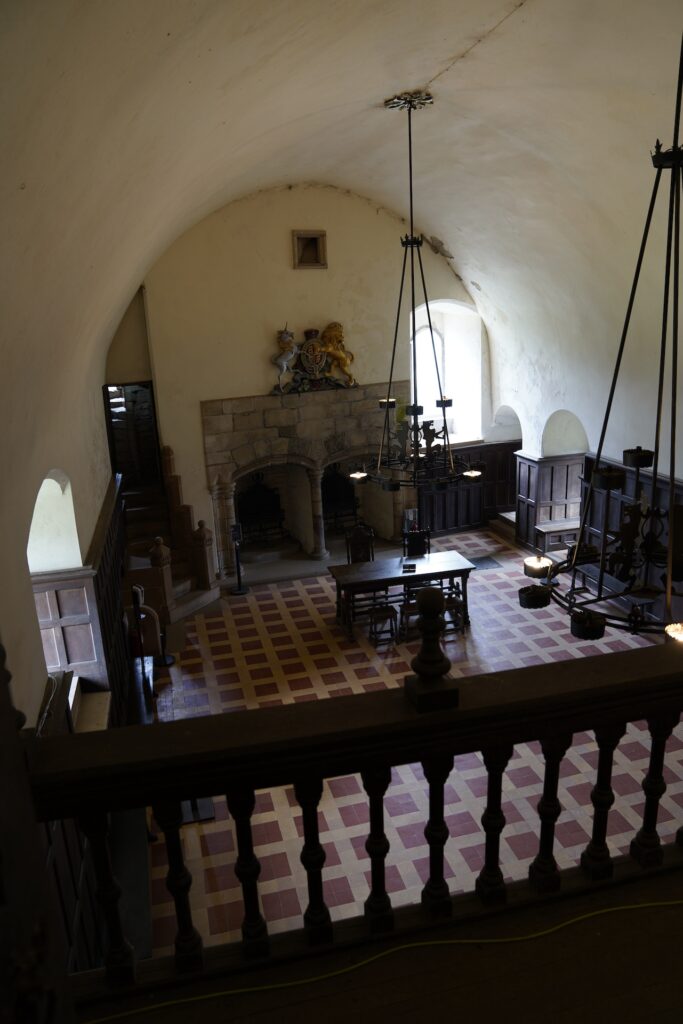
left=534, top=517, right=581, bottom=553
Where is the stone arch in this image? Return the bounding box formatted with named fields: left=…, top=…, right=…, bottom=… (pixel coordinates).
left=541, top=410, right=589, bottom=457
left=483, top=404, right=523, bottom=444
left=26, top=469, right=82, bottom=573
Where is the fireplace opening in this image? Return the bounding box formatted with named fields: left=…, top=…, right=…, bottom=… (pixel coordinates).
left=235, top=472, right=287, bottom=546
left=322, top=463, right=359, bottom=534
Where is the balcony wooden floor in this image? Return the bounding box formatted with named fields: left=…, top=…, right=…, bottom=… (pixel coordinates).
left=75, top=866, right=683, bottom=1024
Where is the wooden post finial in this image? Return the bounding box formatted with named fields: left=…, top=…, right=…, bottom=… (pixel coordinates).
left=404, top=588, right=459, bottom=712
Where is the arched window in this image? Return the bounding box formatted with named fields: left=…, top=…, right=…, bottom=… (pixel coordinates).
left=411, top=301, right=484, bottom=444
left=27, top=471, right=82, bottom=573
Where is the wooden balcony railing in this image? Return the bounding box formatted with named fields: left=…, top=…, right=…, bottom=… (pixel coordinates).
left=24, top=596, right=683, bottom=999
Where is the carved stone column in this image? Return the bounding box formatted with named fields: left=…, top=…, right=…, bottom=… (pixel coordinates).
left=210, top=477, right=236, bottom=577
left=307, top=468, right=329, bottom=559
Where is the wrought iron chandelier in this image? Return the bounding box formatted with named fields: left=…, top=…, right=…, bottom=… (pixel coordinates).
left=519, top=38, right=683, bottom=641
left=354, top=91, right=483, bottom=497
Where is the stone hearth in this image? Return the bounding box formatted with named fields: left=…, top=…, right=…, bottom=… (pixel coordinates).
left=202, top=382, right=411, bottom=575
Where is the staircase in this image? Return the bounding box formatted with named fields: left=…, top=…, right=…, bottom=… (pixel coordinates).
left=122, top=451, right=220, bottom=625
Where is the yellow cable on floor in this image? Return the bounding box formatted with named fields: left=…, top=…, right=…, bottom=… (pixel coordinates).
left=82, top=898, right=683, bottom=1024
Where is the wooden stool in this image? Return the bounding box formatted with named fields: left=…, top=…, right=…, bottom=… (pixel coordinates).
left=368, top=603, right=398, bottom=645
left=443, top=592, right=464, bottom=634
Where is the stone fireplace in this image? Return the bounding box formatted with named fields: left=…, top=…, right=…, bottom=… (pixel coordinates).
left=201, top=381, right=411, bottom=574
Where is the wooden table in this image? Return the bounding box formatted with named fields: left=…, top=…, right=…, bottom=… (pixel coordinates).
left=329, top=551, right=476, bottom=637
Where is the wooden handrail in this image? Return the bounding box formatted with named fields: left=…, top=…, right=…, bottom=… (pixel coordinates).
left=26, top=643, right=683, bottom=822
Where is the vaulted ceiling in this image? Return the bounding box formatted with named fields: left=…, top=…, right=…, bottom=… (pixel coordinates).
left=3, top=0, right=680, bottom=395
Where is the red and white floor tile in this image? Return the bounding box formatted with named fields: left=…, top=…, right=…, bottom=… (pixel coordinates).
left=148, top=529, right=683, bottom=953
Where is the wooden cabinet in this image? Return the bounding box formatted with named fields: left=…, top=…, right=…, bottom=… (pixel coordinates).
left=515, top=451, right=585, bottom=550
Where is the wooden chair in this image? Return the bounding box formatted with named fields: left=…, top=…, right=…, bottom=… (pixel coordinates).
left=399, top=593, right=421, bottom=640
left=400, top=586, right=463, bottom=640
left=402, top=528, right=431, bottom=557
left=442, top=589, right=464, bottom=635
left=368, top=603, right=398, bottom=645
left=346, top=523, right=375, bottom=564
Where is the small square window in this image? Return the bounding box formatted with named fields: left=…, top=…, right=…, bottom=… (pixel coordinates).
left=292, top=230, right=327, bottom=269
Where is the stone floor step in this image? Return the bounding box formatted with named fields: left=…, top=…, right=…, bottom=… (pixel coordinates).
left=168, top=585, right=221, bottom=623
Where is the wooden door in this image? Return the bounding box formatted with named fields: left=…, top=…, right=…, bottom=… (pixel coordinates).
left=103, top=381, right=162, bottom=490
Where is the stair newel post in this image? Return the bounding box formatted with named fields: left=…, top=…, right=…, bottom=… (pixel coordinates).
left=78, top=812, right=135, bottom=986
left=404, top=587, right=458, bottom=711
left=226, top=787, right=269, bottom=957
left=192, top=520, right=215, bottom=591
left=420, top=753, right=455, bottom=917
left=475, top=744, right=513, bottom=904
left=528, top=733, right=572, bottom=893
left=630, top=712, right=680, bottom=868
left=151, top=800, right=203, bottom=972
left=293, top=776, right=333, bottom=944
left=360, top=764, right=394, bottom=932
left=580, top=723, right=626, bottom=880
left=149, top=536, right=175, bottom=625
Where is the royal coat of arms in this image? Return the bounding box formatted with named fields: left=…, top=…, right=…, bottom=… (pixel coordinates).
left=271, top=322, right=357, bottom=393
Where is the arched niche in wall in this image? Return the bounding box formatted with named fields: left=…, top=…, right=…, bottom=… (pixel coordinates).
left=541, top=410, right=589, bottom=457
left=26, top=470, right=82, bottom=573
left=483, top=404, right=523, bottom=444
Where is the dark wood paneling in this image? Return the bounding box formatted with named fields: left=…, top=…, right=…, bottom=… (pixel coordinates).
left=419, top=439, right=520, bottom=533
left=580, top=454, right=683, bottom=621
left=516, top=451, right=585, bottom=549
left=32, top=572, right=104, bottom=685
left=31, top=475, right=130, bottom=727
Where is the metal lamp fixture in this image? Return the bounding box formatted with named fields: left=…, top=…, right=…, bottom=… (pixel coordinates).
left=354, top=90, right=483, bottom=502
left=519, top=37, right=683, bottom=641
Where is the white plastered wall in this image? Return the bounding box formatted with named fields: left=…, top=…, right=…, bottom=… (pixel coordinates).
left=144, top=185, right=473, bottom=536
left=105, top=289, right=152, bottom=384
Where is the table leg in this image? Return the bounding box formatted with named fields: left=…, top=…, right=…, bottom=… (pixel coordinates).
left=461, top=571, right=471, bottom=626
left=343, top=590, right=354, bottom=638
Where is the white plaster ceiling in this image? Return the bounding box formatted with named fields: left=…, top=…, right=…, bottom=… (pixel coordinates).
left=1, top=0, right=681, bottom=454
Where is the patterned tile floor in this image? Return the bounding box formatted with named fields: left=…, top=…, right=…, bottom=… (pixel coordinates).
left=148, top=528, right=683, bottom=954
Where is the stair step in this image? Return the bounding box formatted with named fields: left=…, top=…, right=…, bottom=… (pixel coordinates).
left=127, top=532, right=171, bottom=557
left=168, top=585, right=221, bottom=623
left=125, top=504, right=168, bottom=523
left=125, top=522, right=170, bottom=542
left=172, top=576, right=195, bottom=599
left=122, top=487, right=165, bottom=503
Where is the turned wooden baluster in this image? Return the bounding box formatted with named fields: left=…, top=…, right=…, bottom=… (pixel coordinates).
left=226, top=787, right=268, bottom=957
left=152, top=800, right=203, bottom=971
left=421, top=754, right=454, bottom=916
left=475, top=744, right=513, bottom=904
left=78, top=812, right=135, bottom=985
left=360, top=765, right=394, bottom=932
left=528, top=733, right=572, bottom=893
left=630, top=712, right=680, bottom=868
left=580, top=723, right=626, bottom=880
left=293, top=776, right=332, bottom=944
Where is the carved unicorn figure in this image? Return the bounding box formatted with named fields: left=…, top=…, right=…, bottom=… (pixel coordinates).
left=272, top=327, right=300, bottom=392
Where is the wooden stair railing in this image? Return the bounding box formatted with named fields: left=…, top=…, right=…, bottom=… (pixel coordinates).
left=161, top=445, right=216, bottom=592
left=24, top=623, right=683, bottom=1001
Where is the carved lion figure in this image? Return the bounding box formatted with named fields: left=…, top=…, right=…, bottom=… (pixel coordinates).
left=318, top=321, right=356, bottom=385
